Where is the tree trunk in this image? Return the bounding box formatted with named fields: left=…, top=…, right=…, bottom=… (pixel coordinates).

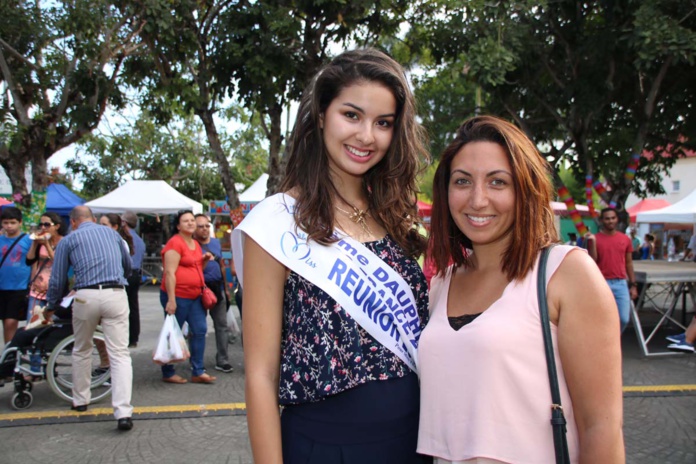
left=197, top=109, right=240, bottom=211
left=266, top=103, right=284, bottom=196
left=31, top=151, right=49, bottom=192
left=1, top=154, right=31, bottom=208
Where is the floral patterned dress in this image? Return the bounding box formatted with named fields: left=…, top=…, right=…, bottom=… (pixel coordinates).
left=278, top=234, right=429, bottom=405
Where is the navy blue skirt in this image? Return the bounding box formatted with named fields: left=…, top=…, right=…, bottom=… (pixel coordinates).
left=281, top=374, right=432, bottom=464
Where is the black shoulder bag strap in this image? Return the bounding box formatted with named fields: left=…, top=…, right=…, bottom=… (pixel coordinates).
left=0, top=233, right=27, bottom=268
left=29, top=257, right=50, bottom=287
left=537, top=245, right=570, bottom=464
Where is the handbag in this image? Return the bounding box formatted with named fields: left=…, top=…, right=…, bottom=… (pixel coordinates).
left=196, top=257, right=217, bottom=311
left=537, top=246, right=570, bottom=464
left=201, top=285, right=217, bottom=310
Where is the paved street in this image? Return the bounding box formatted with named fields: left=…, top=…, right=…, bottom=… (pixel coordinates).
left=0, top=286, right=694, bottom=463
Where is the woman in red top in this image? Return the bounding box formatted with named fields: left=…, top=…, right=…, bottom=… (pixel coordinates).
left=160, top=210, right=215, bottom=384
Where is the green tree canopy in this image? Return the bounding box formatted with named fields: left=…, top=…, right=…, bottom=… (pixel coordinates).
left=406, top=0, right=696, bottom=216
left=0, top=0, right=145, bottom=207
left=67, top=107, right=267, bottom=203
left=119, top=0, right=412, bottom=210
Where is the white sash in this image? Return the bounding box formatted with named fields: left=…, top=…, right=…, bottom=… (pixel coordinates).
left=231, top=193, right=421, bottom=373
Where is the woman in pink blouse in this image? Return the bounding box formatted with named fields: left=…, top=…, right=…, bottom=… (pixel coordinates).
left=25, top=212, right=66, bottom=322
left=417, top=116, right=624, bottom=463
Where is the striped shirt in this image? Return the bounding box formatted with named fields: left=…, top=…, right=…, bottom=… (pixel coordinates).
left=47, top=221, right=132, bottom=307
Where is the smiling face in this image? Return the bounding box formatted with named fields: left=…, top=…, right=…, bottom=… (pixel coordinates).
left=320, top=81, right=396, bottom=184
left=448, top=141, right=516, bottom=251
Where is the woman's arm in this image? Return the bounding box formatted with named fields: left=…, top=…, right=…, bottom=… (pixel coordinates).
left=163, top=249, right=181, bottom=315
left=243, top=237, right=286, bottom=464
left=548, top=250, right=625, bottom=463
left=25, top=240, right=41, bottom=264
left=45, top=243, right=55, bottom=260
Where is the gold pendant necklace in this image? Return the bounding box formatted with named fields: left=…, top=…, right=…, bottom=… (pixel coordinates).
left=335, top=204, right=372, bottom=236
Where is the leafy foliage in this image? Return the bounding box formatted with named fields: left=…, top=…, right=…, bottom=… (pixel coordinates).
left=0, top=0, right=145, bottom=205
left=405, top=0, right=696, bottom=217
left=67, top=108, right=267, bottom=202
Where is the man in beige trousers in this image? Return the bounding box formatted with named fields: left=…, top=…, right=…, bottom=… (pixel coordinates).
left=45, top=206, right=134, bottom=431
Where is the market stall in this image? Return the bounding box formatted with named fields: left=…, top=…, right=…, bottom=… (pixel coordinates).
left=85, top=180, right=203, bottom=215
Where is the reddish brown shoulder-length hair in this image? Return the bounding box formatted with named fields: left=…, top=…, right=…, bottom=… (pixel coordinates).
left=280, top=48, right=430, bottom=258
left=429, top=115, right=558, bottom=281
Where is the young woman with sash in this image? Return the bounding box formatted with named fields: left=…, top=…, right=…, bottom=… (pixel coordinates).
left=417, top=116, right=624, bottom=463
left=232, top=48, right=431, bottom=463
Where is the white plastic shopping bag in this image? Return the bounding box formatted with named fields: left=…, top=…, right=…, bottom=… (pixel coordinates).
left=153, top=314, right=191, bottom=365
left=227, top=305, right=242, bottom=342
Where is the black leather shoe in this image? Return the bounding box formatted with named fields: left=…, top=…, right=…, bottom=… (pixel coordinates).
left=117, top=417, right=133, bottom=431
left=70, top=405, right=88, bottom=412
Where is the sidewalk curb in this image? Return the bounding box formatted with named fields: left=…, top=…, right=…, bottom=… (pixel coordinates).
left=0, top=402, right=247, bottom=428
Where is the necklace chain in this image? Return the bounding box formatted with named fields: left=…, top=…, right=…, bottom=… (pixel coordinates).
left=335, top=203, right=372, bottom=236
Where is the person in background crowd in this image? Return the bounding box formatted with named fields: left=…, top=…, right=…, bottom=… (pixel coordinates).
left=232, top=48, right=431, bottom=463
left=682, top=233, right=696, bottom=262
left=585, top=208, right=638, bottom=333
left=230, top=256, right=242, bottom=318
left=121, top=211, right=146, bottom=348
left=565, top=232, right=578, bottom=246
left=45, top=206, right=134, bottom=431
left=97, top=213, right=136, bottom=368
left=194, top=214, right=233, bottom=373
left=640, top=233, right=655, bottom=261
left=419, top=115, right=624, bottom=463
left=630, top=228, right=641, bottom=260
left=99, top=214, right=134, bottom=256
left=25, top=212, right=67, bottom=325
left=160, top=210, right=215, bottom=385
left=667, top=231, right=696, bottom=352
left=667, top=316, right=696, bottom=353
left=0, top=207, right=32, bottom=342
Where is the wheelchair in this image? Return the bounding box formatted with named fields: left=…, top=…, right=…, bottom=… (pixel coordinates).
left=0, top=321, right=112, bottom=410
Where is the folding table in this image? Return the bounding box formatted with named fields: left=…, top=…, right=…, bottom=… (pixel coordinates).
left=632, top=261, right=696, bottom=356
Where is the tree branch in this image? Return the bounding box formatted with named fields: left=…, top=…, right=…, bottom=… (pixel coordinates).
left=0, top=38, right=39, bottom=71
left=0, top=45, right=31, bottom=126
left=259, top=112, right=271, bottom=140
left=202, top=0, right=239, bottom=39
left=54, top=56, right=78, bottom=120
left=643, top=56, right=673, bottom=119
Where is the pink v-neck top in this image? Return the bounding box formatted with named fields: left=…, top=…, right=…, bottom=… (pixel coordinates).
left=417, top=245, right=580, bottom=463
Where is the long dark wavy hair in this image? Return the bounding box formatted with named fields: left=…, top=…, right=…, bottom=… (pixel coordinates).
left=280, top=48, right=430, bottom=258
left=102, top=213, right=135, bottom=255
left=429, top=115, right=558, bottom=281
left=42, top=212, right=68, bottom=237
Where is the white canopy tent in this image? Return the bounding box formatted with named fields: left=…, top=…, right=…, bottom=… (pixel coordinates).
left=238, top=173, right=269, bottom=203
left=86, top=180, right=203, bottom=215
left=636, top=188, right=696, bottom=224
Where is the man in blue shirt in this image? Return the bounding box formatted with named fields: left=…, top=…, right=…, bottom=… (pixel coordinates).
left=121, top=211, right=146, bottom=347
left=45, top=206, right=134, bottom=431
left=0, top=207, right=32, bottom=343
left=194, top=214, right=233, bottom=373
